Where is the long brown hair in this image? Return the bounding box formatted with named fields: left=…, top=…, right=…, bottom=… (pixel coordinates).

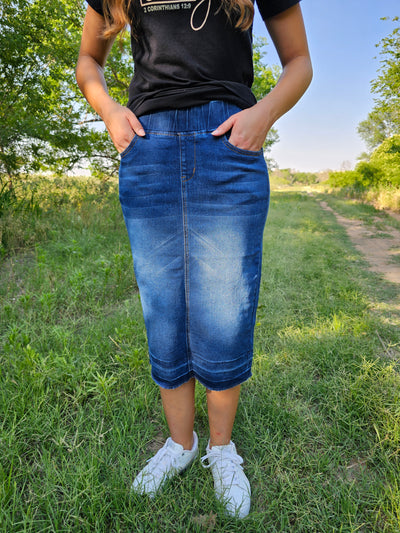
left=102, top=0, right=254, bottom=39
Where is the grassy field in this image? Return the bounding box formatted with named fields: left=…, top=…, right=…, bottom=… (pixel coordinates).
left=1, top=177, right=400, bottom=532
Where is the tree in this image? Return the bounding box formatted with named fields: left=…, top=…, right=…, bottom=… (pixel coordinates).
left=0, top=0, right=130, bottom=183
left=358, top=107, right=400, bottom=151
left=358, top=18, right=400, bottom=151
left=372, top=19, right=400, bottom=114
left=0, top=0, right=87, bottom=182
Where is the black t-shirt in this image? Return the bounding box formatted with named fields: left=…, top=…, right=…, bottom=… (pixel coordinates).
left=86, top=0, right=300, bottom=117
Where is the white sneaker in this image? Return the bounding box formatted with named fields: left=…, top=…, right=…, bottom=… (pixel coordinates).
left=201, top=441, right=251, bottom=518
left=131, top=432, right=198, bottom=497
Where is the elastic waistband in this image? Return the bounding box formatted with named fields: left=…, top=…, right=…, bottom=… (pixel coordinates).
left=138, top=100, right=243, bottom=134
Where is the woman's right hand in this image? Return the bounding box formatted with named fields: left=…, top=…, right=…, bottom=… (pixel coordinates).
left=76, top=7, right=146, bottom=154
left=103, top=101, right=146, bottom=154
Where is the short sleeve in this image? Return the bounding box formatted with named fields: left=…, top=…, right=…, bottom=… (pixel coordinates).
left=256, top=0, right=301, bottom=20
left=86, top=0, right=104, bottom=16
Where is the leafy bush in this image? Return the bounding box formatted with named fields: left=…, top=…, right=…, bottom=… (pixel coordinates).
left=328, top=170, right=362, bottom=188
left=329, top=162, right=384, bottom=189
left=293, top=171, right=319, bottom=184
left=354, top=161, right=384, bottom=187
left=274, top=168, right=319, bottom=185
left=370, top=134, right=400, bottom=186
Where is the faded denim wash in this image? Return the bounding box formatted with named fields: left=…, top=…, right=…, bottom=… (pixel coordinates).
left=119, top=100, right=270, bottom=391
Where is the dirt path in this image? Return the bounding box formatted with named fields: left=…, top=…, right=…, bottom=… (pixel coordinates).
left=320, top=201, right=400, bottom=285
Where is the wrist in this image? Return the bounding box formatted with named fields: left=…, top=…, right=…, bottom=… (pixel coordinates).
left=254, top=99, right=278, bottom=131
left=100, top=98, right=121, bottom=123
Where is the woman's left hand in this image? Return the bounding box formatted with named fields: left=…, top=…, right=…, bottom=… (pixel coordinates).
left=211, top=103, right=271, bottom=152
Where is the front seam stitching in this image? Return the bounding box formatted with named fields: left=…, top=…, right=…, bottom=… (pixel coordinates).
left=183, top=133, right=196, bottom=183
left=179, top=135, right=192, bottom=372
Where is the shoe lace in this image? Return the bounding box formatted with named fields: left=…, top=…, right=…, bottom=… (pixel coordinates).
left=146, top=442, right=181, bottom=476
left=201, top=448, right=244, bottom=486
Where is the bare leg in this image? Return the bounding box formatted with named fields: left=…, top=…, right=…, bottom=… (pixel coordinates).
left=206, top=384, right=241, bottom=448
left=159, top=377, right=196, bottom=450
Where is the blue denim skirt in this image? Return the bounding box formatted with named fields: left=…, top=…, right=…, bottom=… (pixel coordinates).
left=119, top=100, right=270, bottom=391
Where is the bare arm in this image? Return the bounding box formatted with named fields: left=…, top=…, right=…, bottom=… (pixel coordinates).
left=212, top=3, right=313, bottom=151
left=76, top=6, right=145, bottom=153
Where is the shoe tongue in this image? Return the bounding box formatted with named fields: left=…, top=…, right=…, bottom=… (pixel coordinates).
left=166, top=437, right=184, bottom=453
left=210, top=442, right=236, bottom=454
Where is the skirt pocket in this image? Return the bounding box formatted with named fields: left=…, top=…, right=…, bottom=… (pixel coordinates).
left=222, top=133, right=264, bottom=157
left=119, top=134, right=138, bottom=159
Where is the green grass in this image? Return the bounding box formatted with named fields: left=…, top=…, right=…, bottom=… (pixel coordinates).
left=1, top=179, right=400, bottom=532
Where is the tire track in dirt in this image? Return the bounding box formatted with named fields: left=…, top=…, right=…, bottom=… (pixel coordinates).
left=320, top=201, right=400, bottom=285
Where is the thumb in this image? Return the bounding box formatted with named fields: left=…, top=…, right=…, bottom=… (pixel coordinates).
left=126, top=110, right=146, bottom=136
left=211, top=116, right=235, bottom=136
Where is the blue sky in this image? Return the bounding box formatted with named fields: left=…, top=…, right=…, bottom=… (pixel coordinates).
left=252, top=0, right=399, bottom=172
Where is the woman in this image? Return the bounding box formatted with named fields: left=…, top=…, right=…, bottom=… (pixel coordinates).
left=76, top=0, right=312, bottom=518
